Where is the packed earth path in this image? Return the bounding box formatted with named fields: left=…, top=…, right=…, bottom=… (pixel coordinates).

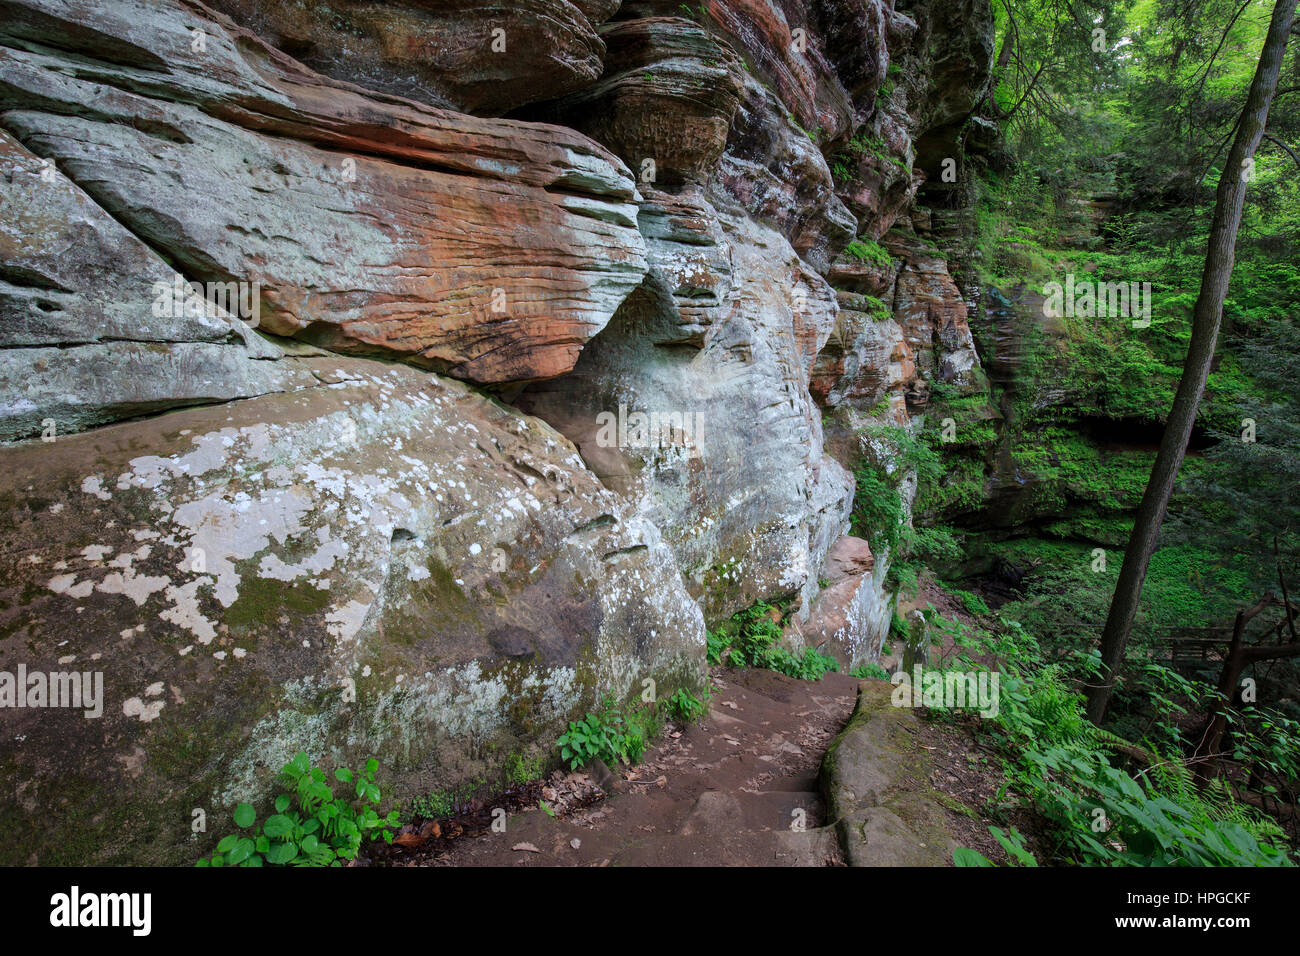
left=376, top=666, right=1009, bottom=868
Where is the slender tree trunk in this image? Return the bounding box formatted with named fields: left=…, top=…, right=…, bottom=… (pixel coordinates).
left=1193, top=602, right=1255, bottom=785
left=1085, top=0, right=1299, bottom=724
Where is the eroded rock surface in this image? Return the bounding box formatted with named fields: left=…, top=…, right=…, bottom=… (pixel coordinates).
left=0, top=0, right=646, bottom=386
left=204, top=0, right=616, bottom=115
left=792, top=536, right=891, bottom=670
left=525, top=18, right=747, bottom=186
left=0, top=360, right=704, bottom=865
left=821, top=679, right=957, bottom=865
left=0, top=129, right=317, bottom=441
left=518, top=191, right=852, bottom=623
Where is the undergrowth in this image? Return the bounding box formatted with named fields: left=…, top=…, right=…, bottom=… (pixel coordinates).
left=707, top=602, right=840, bottom=680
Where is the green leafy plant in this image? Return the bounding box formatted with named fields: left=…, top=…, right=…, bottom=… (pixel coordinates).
left=197, top=752, right=400, bottom=867
left=985, top=652, right=1294, bottom=866
left=850, top=661, right=891, bottom=680
left=556, top=695, right=657, bottom=770
left=953, top=588, right=992, bottom=617
left=505, top=752, right=547, bottom=787
left=707, top=602, right=840, bottom=680
left=954, top=826, right=1038, bottom=867
left=953, top=846, right=995, bottom=866
left=667, top=687, right=707, bottom=723
left=850, top=463, right=904, bottom=554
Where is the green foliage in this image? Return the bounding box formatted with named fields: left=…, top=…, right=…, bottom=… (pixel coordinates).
left=849, top=661, right=891, bottom=681
left=556, top=695, right=659, bottom=771
left=953, top=845, right=995, bottom=867
left=956, top=827, right=1038, bottom=867
left=832, top=130, right=909, bottom=182
left=706, top=626, right=730, bottom=666
left=988, top=536, right=1258, bottom=677
left=910, top=0, right=1300, bottom=866
left=894, top=590, right=1296, bottom=867
left=850, top=462, right=904, bottom=555
left=666, top=686, right=707, bottom=724
left=886, top=527, right=966, bottom=597
left=985, top=646, right=1294, bottom=866
left=953, top=589, right=992, bottom=617
left=852, top=422, right=944, bottom=557
left=196, top=753, right=400, bottom=867
left=1172, top=319, right=1300, bottom=597
left=505, top=752, right=547, bottom=787
left=1225, top=708, right=1300, bottom=794
left=405, top=789, right=456, bottom=821
left=842, top=238, right=894, bottom=268
left=860, top=295, right=893, bottom=322
left=707, top=602, right=840, bottom=680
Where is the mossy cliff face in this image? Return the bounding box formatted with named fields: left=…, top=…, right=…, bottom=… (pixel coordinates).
left=0, top=361, right=704, bottom=864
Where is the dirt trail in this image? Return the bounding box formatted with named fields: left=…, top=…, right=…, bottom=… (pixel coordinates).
left=419, top=667, right=863, bottom=867
left=375, top=660, right=1009, bottom=868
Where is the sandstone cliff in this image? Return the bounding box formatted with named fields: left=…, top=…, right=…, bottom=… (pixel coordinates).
left=0, top=0, right=992, bottom=863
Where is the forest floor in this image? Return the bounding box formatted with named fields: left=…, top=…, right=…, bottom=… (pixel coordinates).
left=373, top=663, right=1011, bottom=867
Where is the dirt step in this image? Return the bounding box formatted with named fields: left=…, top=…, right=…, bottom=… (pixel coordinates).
left=435, top=807, right=841, bottom=867
left=678, top=789, right=824, bottom=835
left=759, top=773, right=821, bottom=792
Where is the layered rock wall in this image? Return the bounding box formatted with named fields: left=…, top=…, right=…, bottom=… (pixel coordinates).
left=0, top=0, right=993, bottom=863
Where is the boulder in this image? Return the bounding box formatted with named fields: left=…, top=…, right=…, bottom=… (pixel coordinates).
left=0, top=359, right=705, bottom=865
left=821, top=680, right=957, bottom=866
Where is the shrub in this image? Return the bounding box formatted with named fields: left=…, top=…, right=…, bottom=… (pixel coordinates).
left=954, top=589, right=992, bottom=617
left=850, top=661, right=891, bottom=680
left=843, top=238, right=894, bottom=269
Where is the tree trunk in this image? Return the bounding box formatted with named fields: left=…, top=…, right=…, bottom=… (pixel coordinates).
left=1193, top=605, right=1252, bottom=784
left=1192, top=594, right=1300, bottom=783
left=1085, top=0, right=1299, bottom=724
